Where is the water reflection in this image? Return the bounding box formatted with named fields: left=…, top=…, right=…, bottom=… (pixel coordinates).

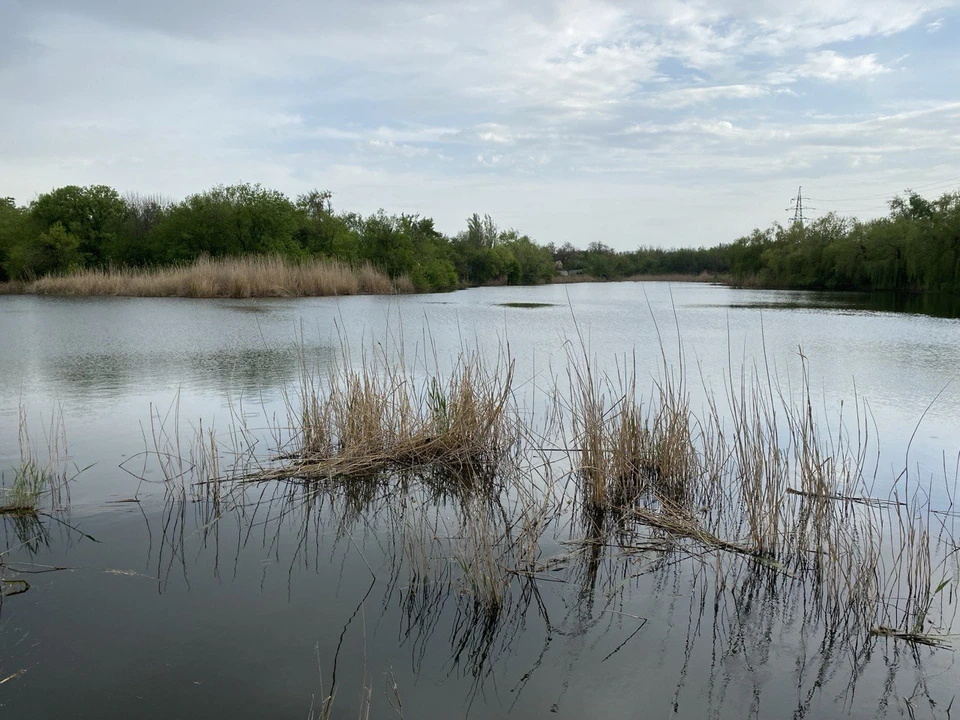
left=44, top=346, right=313, bottom=399
left=3, top=286, right=960, bottom=717
left=86, top=465, right=950, bottom=719
left=0, top=294, right=339, bottom=402
left=0, top=506, right=92, bottom=604
left=720, top=289, right=960, bottom=319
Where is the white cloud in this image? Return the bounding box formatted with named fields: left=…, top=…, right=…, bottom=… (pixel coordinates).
left=793, top=50, right=892, bottom=81
left=643, top=84, right=770, bottom=108
left=366, top=140, right=429, bottom=158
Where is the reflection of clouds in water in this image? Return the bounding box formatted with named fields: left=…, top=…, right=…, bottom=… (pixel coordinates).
left=0, top=294, right=331, bottom=402
left=41, top=344, right=336, bottom=399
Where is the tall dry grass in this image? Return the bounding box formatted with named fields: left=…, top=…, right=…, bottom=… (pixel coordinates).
left=280, top=342, right=517, bottom=483
left=562, top=335, right=959, bottom=646
left=3, top=255, right=409, bottom=298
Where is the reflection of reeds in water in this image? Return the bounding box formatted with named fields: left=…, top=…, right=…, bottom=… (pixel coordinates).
left=1, top=406, right=77, bottom=600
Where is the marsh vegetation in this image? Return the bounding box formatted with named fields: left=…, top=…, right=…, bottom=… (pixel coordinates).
left=1, top=407, right=73, bottom=601
left=113, top=322, right=959, bottom=715
left=1, top=255, right=406, bottom=298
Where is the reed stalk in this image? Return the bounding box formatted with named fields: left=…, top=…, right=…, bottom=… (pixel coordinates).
left=5, top=255, right=409, bottom=298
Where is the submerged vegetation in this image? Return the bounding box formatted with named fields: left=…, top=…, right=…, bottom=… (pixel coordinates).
left=496, top=302, right=556, bottom=308
left=3, top=183, right=959, bottom=296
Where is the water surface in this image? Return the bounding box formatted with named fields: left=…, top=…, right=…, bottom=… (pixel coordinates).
left=1, top=282, right=958, bottom=718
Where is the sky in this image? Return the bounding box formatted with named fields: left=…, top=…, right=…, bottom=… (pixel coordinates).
left=1, top=0, right=959, bottom=250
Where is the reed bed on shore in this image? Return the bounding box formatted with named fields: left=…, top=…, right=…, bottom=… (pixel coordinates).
left=1, top=255, right=411, bottom=298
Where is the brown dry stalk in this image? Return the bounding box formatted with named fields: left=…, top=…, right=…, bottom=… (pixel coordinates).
left=4, top=255, right=409, bottom=298
left=277, top=346, right=517, bottom=483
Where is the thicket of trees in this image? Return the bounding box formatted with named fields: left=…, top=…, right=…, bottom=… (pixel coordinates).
left=720, top=192, right=960, bottom=292
left=549, top=190, right=960, bottom=293
left=550, top=241, right=729, bottom=280
left=2, top=183, right=959, bottom=294
left=0, top=184, right=554, bottom=291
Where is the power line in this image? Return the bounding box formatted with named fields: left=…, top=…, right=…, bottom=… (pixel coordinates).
left=784, top=176, right=960, bottom=225
left=805, top=175, right=960, bottom=204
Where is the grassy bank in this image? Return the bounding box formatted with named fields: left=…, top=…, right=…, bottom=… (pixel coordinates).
left=0, top=256, right=412, bottom=298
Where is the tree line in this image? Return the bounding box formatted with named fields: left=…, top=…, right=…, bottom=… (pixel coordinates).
left=0, top=184, right=554, bottom=291
left=1, top=182, right=958, bottom=294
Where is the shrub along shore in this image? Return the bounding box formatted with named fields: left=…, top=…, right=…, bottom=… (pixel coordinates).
left=1, top=182, right=958, bottom=296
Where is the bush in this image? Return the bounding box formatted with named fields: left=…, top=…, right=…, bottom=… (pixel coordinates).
left=6, top=222, right=81, bottom=279
left=410, top=258, right=459, bottom=292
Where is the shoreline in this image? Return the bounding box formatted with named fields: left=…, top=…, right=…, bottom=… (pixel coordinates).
left=0, top=265, right=727, bottom=299
left=550, top=271, right=723, bottom=285
left=2, top=263, right=956, bottom=301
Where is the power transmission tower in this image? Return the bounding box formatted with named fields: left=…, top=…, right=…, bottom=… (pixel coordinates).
left=787, top=186, right=805, bottom=226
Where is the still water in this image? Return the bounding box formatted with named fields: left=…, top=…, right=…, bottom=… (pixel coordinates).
left=1, top=282, right=959, bottom=719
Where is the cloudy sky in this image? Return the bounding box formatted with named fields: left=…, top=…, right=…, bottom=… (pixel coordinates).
left=1, top=0, right=959, bottom=249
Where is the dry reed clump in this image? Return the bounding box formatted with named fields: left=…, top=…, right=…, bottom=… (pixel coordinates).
left=267, top=344, right=518, bottom=484
left=133, top=322, right=956, bottom=650
left=563, top=340, right=959, bottom=646
left=564, top=343, right=698, bottom=513
left=13, top=255, right=409, bottom=298
left=0, top=280, right=25, bottom=295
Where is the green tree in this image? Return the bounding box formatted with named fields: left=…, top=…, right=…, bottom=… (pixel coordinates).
left=294, top=190, right=360, bottom=261
left=113, top=193, right=169, bottom=266
left=29, top=185, right=128, bottom=266
left=463, top=213, right=499, bottom=249
left=149, top=183, right=300, bottom=262
left=0, top=198, right=28, bottom=281
left=501, top=232, right=554, bottom=284
left=356, top=211, right=415, bottom=278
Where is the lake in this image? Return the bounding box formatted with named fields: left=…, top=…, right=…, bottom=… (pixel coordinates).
left=1, top=282, right=958, bottom=719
